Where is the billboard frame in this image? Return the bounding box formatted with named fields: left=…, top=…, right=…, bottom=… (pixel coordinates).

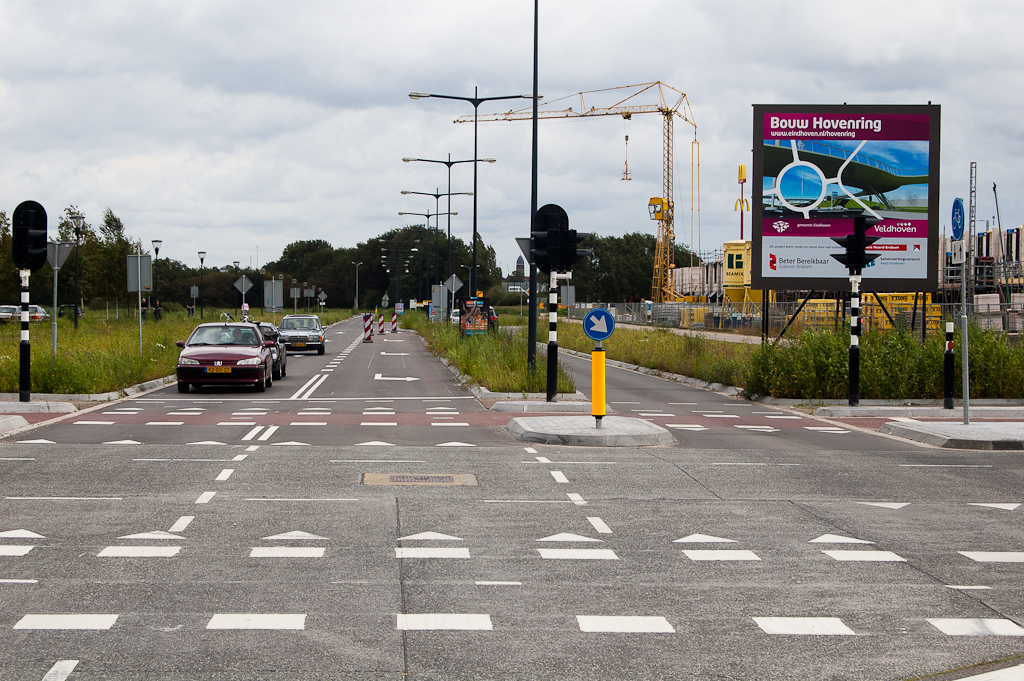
left=751, top=103, right=940, bottom=292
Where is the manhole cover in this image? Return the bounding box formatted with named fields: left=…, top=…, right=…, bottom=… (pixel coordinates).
left=363, top=473, right=478, bottom=486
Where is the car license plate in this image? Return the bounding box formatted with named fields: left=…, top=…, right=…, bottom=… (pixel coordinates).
left=293, top=342, right=306, bottom=347
left=206, top=367, right=231, bottom=373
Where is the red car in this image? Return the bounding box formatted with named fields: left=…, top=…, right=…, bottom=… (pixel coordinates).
left=176, top=323, right=275, bottom=393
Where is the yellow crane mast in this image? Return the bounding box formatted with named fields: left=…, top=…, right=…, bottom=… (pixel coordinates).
left=456, top=81, right=698, bottom=303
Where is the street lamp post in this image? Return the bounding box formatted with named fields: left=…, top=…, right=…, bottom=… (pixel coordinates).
left=70, top=213, right=84, bottom=330
left=152, top=240, right=161, bottom=321
left=381, top=242, right=418, bottom=306
left=352, top=262, right=362, bottom=310
left=198, top=251, right=206, bottom=319
left=409, top=87, right=536, bottom=295
left=233, top=261, right=240, bottom=317
left=403, top=156, right=485, bottom=286
left=399, top=207, right=459, bottom=287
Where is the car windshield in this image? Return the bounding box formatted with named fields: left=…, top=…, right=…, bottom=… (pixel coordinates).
left=280, top=318, right=317, bottom=330
left=189, top=326, right=260, bottom=346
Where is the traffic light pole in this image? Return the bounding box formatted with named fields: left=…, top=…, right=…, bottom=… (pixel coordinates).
left=19, top=269, right=31, bottom=402
left=546, top=270, right=572, bottom=401
left=848, top=275, right=861, bottom=407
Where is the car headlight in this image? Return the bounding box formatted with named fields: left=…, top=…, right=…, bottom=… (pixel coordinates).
left=178, top=357, right=200, bottom=365
left=236, top=357, right=263, bottom=366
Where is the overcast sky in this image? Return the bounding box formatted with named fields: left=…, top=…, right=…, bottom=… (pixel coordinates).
left=0, top=0, right=1020, bottom=279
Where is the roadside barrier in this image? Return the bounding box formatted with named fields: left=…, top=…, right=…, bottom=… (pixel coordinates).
left=391, top=313, right=398, bottom=333
left=363, top=313, right=373, bottom=343
left=378, top=313, right=384, bottom=335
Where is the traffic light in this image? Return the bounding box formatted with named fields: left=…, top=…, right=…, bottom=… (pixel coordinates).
left=12, top=201, right=48, bottom=272
left=558, top=229, right=593, bottom=272
left=531, top=204, right=569, bottom=274
left=831, top=217, right=879, bottom=275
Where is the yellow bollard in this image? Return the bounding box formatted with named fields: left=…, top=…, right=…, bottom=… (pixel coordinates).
left=592, top=347, right=606, bottom=428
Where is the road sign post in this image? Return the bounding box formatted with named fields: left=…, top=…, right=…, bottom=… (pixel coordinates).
left=47, top=241, right=74, bottom=357
left=584, top=308, right=615, bottom=428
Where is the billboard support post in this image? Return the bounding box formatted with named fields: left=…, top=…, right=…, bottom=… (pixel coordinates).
left=944, top=321, right=955, bottom=409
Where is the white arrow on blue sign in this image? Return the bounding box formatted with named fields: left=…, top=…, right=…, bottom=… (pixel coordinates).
left=952, top=198, right=965, bottom=242
left=583, top=308, right=615, bottom=342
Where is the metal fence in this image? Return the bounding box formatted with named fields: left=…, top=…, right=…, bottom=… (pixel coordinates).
left=567, top=295, right=1021, bottom=341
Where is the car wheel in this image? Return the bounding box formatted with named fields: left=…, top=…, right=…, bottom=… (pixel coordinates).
left=254, top=373, right=266, bottom=393
left=281, top=360, right=287, bottom=378
left=272, top=363, right=281, bottom=381
left=177, top=381, right=189, bottom=393
left=317, top=345, right=325, bottom=355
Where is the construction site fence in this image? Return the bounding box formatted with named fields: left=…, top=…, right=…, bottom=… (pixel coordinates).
left=566, top=295, right=1024, bottom=338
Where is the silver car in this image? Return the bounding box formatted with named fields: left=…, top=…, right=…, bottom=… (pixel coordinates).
left=278, top=314, right=326, bottom=355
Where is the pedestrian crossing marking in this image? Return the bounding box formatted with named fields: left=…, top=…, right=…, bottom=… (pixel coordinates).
left=537, top=533, right=602, bottom=542
left=753, top=617, right=855, bottom=635
left=399, top=532, right=463, bottom=541
left=674, top=534, right=737, bottom=543
left=576, top=615, right=675, bottom=633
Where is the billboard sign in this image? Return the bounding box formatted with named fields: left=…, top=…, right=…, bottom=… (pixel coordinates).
left=751, top=104, right=940, bottom=291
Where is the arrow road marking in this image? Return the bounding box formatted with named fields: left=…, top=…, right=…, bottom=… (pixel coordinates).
left=374, top=374, right=419, bottom=382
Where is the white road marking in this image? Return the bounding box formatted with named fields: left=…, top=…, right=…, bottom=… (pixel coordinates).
left=98, top=546, right=180, bottom=558
left=674, top=534, right=737, bottom=543
left=168, top=516, right=194, bottom=533
left=0, top=530, right=44, bottom=538
left=290, top=422, right=327, bottom=426
left=220, top=422, right=256, bottom=426
left=960, top=552, right=1024, bottom=563
left=264, top=531, right=328, bottom=540
left=245, top=445, right=259, bottom=452
left=431, top=422, right=470, bottom=427
left=0, top=579, right=38, bottom=584
left=74, top=421, right=115, bottom=425
left=821, top=550, right=905, bottom=562
left=0, top=546, right=34, bottom=556
left=206, top=613, right=306, bottom=630
left=809, top=534, right=872, bottom=544
left=361, top=422, right=398, bottom=426
left=241, top=426, right=264, bottom=441
left=550, top=471, right=569, bottom=483
left=195, top=492, right=216, bottom=504
left=399, top=532, right=462, bottom=541
left=6, top=496, right=121, bottom=501
left=374, top=373, right=419, bottom=382
left=968, top=503, right=1020, bottom=510
left=567, top=493, right=587, bottom=505
left=683, top=550, right=761, bottom=561
left=946, top=585, right=992, bottom=590
left=14, top=614, right=118, bottom=630
left=232, top=454, right=248, bottom=461
left=250, top=547, right=325, bottom=558
left=857, top=502, right=910, bottom=509
left=538, top=533, right=601, bottom=542
left=332, top=459, right=426, bottom=463
left=244, top=498, right=358, bottom=502
left=118, top=531, right=181, bottom=540
left=258, top=425, right=279, bottom=441
left=215, top=469, right=234, bottom=481
left=587, top=517, right=613, bottom=534
left=537, top=548, right=618, bottom=560
left=927, top=618, right=1024, bottom=636
left=753, top=617, right=855, bottom=635
left=476, top=581, right=521, bottom=586
left=146, top=421, right=184, bottom=426
left=397, top=613, right=492, bottom=631
left=576, top=616, right=674, bottom=633
left=395, top=547, right=471, bottom=559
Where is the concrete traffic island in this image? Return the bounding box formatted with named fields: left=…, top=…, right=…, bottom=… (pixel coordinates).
left=507, top=415, right=675, bottom=446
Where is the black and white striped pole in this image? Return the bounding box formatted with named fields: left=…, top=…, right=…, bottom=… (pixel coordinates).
left=546, top=270, right=572, bottom=402
left=12, top=201, right=48, bottom=403
left=848, top=275, right=861, bottom=407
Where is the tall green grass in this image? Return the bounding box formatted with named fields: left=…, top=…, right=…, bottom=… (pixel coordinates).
left=746, top=325, right=1024, bottom=400
left=401, top=312, right=576, bottom=394
left=0, top=308, right=352, bottom=395
left=557, top=322, right=754, bottom=388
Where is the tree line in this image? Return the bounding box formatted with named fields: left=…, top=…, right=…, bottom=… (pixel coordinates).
left=0, top=205, right=700, bottom=313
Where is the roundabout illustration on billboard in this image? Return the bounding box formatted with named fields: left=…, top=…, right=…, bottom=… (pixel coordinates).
left=751, top=104, right=939, bottom=291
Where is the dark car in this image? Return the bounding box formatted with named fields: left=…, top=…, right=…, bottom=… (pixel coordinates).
left=58, top=304, right=83, bottom=319
left=278, top=314, right=325, bottom=355
left=175, top=322, right=275, bottom=393
left=256, top=321, right=288, bottom=380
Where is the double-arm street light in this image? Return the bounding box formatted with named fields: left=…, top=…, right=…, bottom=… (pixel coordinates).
left=409, top=88, right=538, bottom=295
left=398, top=204, right=460, bottom=287
left=381, top=241, right=419, bottom=305
left=402, top=156, right=486, bottom=286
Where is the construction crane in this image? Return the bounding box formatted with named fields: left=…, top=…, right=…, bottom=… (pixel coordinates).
left=454, top=81, right=698, bottom=303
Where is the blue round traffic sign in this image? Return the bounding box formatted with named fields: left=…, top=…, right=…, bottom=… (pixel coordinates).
left=583, top=308, right=615, bottom=342
left=952, top=198, right=965, bottom=241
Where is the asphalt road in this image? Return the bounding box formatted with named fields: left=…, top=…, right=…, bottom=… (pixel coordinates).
left=1, top=318, right=1023, bottom=680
